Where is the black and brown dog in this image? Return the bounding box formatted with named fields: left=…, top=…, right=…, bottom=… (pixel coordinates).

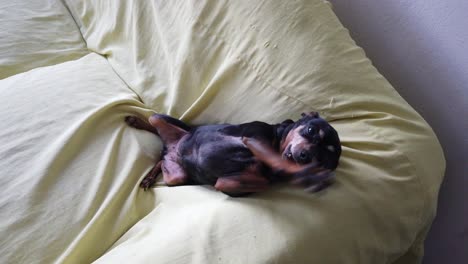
left=125, top=112, right=341, bottom=196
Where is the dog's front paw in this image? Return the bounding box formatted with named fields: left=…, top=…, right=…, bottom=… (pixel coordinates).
left=291, top=170, right=334, bottom=193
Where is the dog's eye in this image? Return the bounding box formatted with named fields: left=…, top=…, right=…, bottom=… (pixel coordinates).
left=307, top=126, right=314, bottom=135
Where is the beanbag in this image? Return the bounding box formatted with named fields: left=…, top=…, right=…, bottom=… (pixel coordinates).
left=0, top=0, right=445, bottom=263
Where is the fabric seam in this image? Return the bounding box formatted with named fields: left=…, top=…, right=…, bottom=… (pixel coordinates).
left=60, top=0, right=145, bottom=104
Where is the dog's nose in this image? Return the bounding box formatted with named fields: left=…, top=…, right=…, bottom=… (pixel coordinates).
left=296, top=150, right=311, bottom=164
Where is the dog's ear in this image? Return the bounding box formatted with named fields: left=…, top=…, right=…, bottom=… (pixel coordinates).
left=301, top=112, right=320, bottom=118
left=276, top=119, right=295, bottom=141
left=280, top=119, right=294, bottom=126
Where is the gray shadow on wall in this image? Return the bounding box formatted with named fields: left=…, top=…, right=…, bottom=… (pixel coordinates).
left=327, top=1, right=468, bottom=263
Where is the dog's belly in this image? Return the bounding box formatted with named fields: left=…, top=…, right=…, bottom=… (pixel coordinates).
left=179, top=125, right=258, bottom=185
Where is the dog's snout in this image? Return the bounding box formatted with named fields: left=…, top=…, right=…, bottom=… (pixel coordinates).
left=311, top=136, right=320, bottom=144
left=296, top=150, right=311, bottom=164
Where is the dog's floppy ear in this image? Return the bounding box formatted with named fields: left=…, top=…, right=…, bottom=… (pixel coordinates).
left=279, top=119, right=294, bottom=126
left=301, top=111, right=320, bottom=118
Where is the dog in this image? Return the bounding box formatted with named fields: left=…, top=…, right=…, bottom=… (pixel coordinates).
left=125, top=112, right=341, bottom=196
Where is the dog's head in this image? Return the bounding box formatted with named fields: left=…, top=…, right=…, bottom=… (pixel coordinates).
left=279, top=112, right=341, bottom=170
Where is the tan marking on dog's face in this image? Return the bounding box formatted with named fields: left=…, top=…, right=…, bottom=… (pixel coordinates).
left=280, top=125, right=316, bottom=164
left=319, top=129, right=325, bottom=139
left=280, top=125, right=304, bottom=154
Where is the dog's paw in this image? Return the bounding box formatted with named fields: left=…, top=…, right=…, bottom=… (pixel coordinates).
left=125, top=115, right=149, bottom=130
left=140, top=175, right=157, bottom=191
left=291, top=170, right=334, bottom=193
left=125, top=115, right=138, bottom=126
left=304, top=178, right=334, bottom=193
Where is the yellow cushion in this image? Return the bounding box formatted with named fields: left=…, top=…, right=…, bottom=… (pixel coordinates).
left=0, top=0, right=88, bottom=79
left=0, top=54, right=155, bottom=263
left=66, top=0, right=445, bottom=263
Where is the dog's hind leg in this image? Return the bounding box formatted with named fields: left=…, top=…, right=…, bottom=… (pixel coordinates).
left=149, top=113, right=191, bottom=131
left=125, top=114, right=191, bottom=136
left=214, top=165, right=270, bottom=196
left=148, top=115, right=189, bottom=146
left=139, top=157, right=190, bottom=189
left=140, top=160, right=162, bottom=190
left=125, top=115, right=159, bottom=135
left=147, top=115, right=190, bottom=186
left=127, top=114, right=190, bottom=189
left=160, top=157, right=189, bottom=186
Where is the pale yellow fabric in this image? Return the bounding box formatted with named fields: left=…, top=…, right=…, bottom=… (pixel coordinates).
left=0, top=0, right=445, bottom=263
left=0, top=54, right=156, bottom=263
left=0, top=0, right=89, bottom=80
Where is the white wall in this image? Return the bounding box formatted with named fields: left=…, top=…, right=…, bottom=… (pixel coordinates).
left=328, top=1, right=468, bottom=263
